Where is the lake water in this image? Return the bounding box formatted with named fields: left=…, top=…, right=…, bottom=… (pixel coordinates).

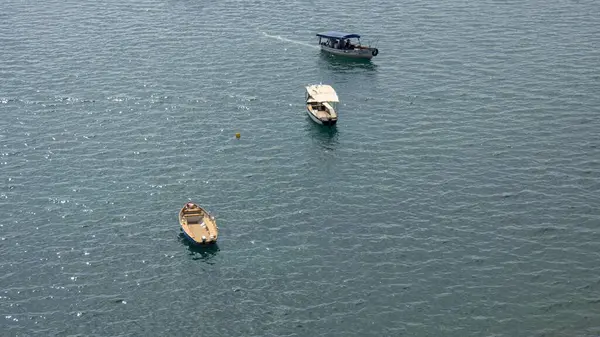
left=1, top=0, right=599, bottom=335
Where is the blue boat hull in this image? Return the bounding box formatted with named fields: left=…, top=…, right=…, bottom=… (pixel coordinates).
left=320, top=45, right=376, bottom=59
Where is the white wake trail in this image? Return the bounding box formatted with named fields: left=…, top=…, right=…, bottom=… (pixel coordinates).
left=261, top=32, right=319, bottom=49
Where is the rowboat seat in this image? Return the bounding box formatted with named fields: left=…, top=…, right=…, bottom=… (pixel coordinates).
left=186, top=215, right=203, bottom=224
left=185, top=211, right=203, bottom=216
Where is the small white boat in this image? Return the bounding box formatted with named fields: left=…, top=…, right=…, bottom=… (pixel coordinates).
left=305, top=84, right=339, bottom=126
left=317, top=31, right=379, bottom=60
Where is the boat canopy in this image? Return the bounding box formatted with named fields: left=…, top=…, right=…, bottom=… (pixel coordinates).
left=316, top=31, right=361, bottom=40
left=306, top=84, right=339, bottom=103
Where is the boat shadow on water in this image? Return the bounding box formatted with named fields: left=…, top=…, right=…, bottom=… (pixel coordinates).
left=318, top=52, right=378, bottom=72
left=306, top=121, right=339, bottom=150
left=178, top=233, right=220, bottom=263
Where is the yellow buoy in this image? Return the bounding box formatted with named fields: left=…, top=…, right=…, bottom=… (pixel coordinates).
left=235, top=133, right=241, bottom=139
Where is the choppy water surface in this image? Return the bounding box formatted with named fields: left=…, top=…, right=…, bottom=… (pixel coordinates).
left=1, top=0, right=600, bottom=335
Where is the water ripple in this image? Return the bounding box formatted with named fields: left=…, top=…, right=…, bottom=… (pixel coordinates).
left=1, top=0, right=599, bottom=336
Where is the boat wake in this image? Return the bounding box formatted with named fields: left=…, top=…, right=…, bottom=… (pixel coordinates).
left=261, top=32, right=319, bottom=49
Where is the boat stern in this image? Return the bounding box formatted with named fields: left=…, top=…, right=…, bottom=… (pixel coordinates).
left=321, top=118, right=337, bottom=126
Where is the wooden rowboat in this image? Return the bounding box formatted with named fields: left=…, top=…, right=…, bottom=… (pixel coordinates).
left=179, top=202, right=218, bottom=245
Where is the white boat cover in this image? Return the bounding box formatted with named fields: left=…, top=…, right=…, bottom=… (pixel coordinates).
left=306, top=84, right=339, bottom=102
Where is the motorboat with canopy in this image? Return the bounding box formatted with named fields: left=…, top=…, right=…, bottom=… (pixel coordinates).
left=316, top=31, right=379, bottom=59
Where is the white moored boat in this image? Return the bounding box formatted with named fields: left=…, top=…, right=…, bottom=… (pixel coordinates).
left=317, top=31, right=379, bottom=60
left=305, top=84, right=339, bottom=126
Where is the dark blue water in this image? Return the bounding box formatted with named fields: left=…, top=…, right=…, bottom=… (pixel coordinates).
left=1, top=0, right=599, bottom=335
